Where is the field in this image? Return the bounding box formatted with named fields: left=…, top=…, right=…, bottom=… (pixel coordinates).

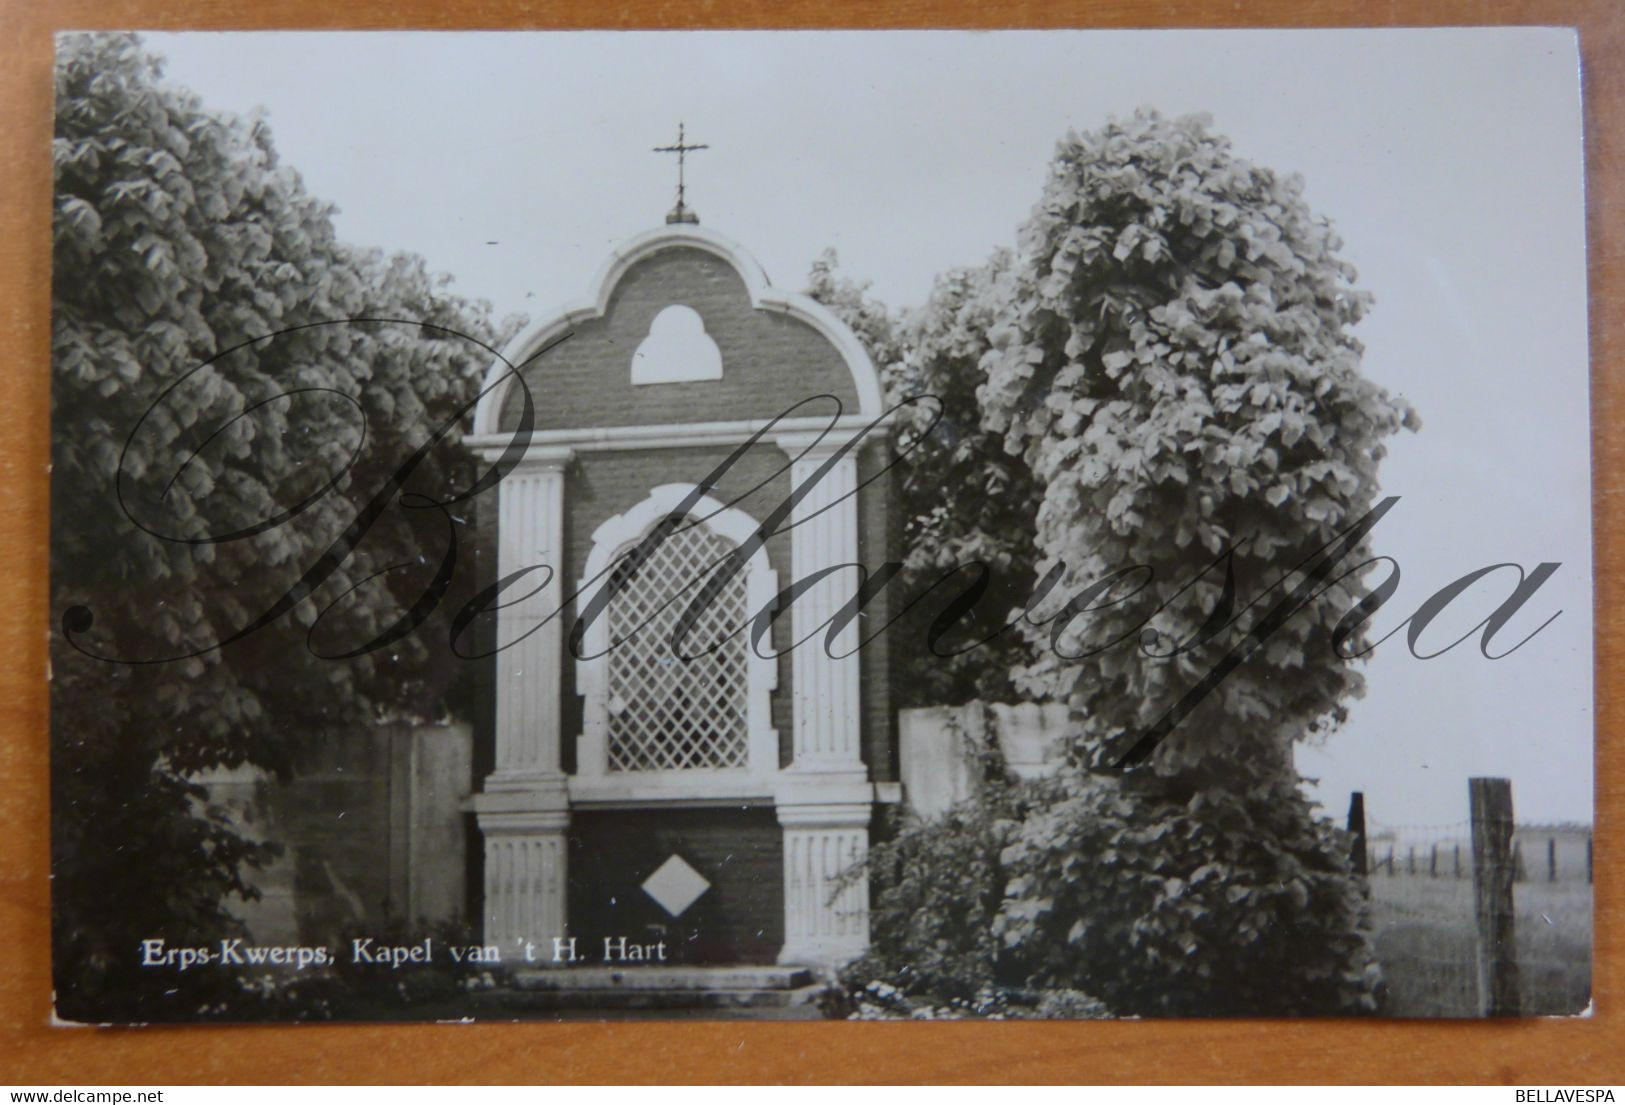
left=1367, top=873, right=1592, bottom=1018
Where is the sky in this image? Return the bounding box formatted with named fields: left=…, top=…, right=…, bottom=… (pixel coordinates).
left=139, top=28, right=1594, bottom=827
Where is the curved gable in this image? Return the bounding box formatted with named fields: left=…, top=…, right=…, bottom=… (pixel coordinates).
left=476, top=225, right=882, bottom=435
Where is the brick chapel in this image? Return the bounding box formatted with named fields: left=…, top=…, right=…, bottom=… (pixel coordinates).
left=461, top=193, right=899, bottom=968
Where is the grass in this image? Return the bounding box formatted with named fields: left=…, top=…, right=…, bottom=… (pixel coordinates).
left=1366, top=873, right=1591, bottom=1018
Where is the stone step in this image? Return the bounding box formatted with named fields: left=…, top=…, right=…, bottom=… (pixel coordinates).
left=473, top=981, right=829, bottom=1013
left=509, top=965, right=815, bottom=992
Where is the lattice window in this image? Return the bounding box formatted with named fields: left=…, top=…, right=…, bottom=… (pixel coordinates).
left=604, top=516, right=750, bottom=772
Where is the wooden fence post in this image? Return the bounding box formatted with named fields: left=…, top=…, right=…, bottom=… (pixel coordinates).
left=1549, top=837, right=1558, bottom=883
left=1347, top=792, right=1367, bottom=876
left=1470, top=777, right=1521, bottom=1017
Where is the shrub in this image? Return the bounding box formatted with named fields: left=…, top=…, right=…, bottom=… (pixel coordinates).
left=842, top=798, right=1021, bottom=1007
left=835, top=713, right=1025, bottom=1005
left=996, top=767, right=1382, bottom=1016
left=834, top=715, right=1098, bottom=1018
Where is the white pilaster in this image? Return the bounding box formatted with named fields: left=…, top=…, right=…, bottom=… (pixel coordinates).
left=474, top=447, right=573, bottom=955
left=776, top=433, right=863, bottom=768
left=488, top=448, right=572, bottom=784
left=773, top=432, right=875, bottom=966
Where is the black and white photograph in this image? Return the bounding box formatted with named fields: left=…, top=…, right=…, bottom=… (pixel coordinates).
left=48, top=27, right=1593, bottom=1024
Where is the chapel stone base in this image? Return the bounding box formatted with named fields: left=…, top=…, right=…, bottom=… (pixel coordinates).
left=474, top=782, right=569, bottom=955
left=778, top=818, right=870, bottom=967
left=473, top=791, right=872, bottom=970
left=775, top=775, right=872, bottom=967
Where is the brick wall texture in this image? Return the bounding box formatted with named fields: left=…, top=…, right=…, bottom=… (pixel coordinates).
left=498, top=246, right=863, bottom=432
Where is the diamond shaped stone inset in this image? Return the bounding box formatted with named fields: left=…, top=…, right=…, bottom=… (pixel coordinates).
left=641, top=854, right=710, bottom=918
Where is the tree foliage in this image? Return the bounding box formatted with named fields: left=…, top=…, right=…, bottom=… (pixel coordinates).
left=50, top=33, right=514, bottom=1019
left=830, top=111, right=1410, bottom=1016
left=970, top=109, right=1412, bottom=1014
left=807, top=250, right=1040, bottom=705
left=979, top=109, right=1417, bottom=779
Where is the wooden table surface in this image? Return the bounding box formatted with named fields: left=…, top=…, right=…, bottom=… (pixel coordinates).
left=0, top=0, right=1618, bottom=1084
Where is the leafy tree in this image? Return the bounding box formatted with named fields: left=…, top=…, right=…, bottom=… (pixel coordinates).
left=807, top=250, right=1041, bottom=705
left=50, top=33, right=515, bottom=1019
left=974, top=109, right=1415, bottom=1013
left=831, top=110, right=1413, bottom=1016
left=980, top=109, right=1418, bottom=779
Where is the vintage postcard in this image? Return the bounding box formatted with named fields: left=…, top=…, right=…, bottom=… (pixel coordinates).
left=48, top=28, right=1592, bottom=1023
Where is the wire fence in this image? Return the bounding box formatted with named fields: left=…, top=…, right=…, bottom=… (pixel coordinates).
left=1364, top=820, right=1479, bottom=1017
left=1359, top=813, right=1591, bottom=1018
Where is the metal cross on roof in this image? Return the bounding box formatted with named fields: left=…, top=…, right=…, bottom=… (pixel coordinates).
left=653, top=122, right=708, bottom=225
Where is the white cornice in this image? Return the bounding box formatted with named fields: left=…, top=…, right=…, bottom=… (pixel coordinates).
left=466, top=413, right=892, bottom=459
